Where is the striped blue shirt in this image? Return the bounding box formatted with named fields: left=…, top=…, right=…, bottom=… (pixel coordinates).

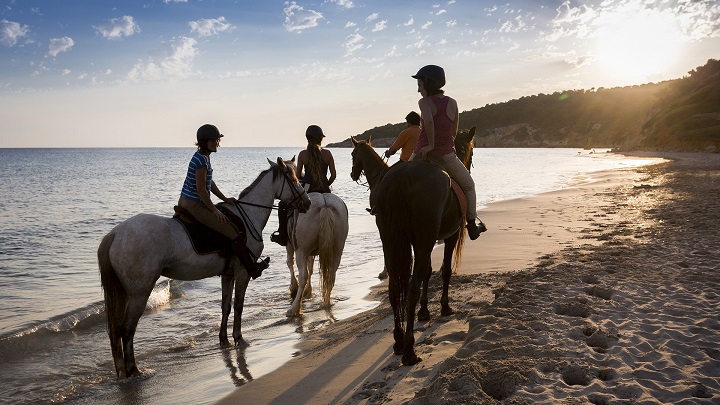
left=180, top=151, right=212, bottom=201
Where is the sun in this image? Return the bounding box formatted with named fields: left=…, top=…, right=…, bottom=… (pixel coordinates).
left=593, top=6, right=685, bottom=82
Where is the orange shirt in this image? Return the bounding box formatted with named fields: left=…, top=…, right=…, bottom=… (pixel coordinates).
left=389, top=125, right=421, bottom=161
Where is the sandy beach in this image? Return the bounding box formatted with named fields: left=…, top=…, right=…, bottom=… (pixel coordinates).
left=218, top=152, right=720, bottom=404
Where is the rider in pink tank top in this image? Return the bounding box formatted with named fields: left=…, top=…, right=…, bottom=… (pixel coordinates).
left=413, top=95, right=455, bottom=156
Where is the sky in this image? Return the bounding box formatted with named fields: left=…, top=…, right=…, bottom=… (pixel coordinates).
left=1, top=0, right=718, bottom=147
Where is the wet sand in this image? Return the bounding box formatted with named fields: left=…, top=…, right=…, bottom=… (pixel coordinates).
left=218, top=152, right=720, bottom=404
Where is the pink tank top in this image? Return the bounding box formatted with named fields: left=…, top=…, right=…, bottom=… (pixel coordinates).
left=414, top=95, right=455, bottom=156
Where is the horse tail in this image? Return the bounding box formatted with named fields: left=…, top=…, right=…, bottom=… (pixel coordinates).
left=452, top=225, right=466, bottom=274
left=97, top=231, right=126, bottom=377
left=317, top=205, right=337, bottom=308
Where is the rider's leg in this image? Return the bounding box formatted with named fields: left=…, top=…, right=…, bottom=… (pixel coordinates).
left=441, top=154, right=487, bottom=240
left=271, top=201, right=290, bottom=246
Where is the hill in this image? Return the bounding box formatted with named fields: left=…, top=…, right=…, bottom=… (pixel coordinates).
left=328, top=59, right=719, bottom=152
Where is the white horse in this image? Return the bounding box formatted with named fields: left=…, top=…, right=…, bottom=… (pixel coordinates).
left=284, top=191, right=349, bottom=316
left=98, top=157, right=311, bottom=378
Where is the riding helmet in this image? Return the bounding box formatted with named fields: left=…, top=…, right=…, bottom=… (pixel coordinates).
left=197, top=124, right=224, bottom=142
left=305, top=125, right=326, bottom=142
left=412, top=65, right=446, bottom=88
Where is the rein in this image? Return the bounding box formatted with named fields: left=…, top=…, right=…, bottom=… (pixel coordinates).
left=233, top=166, right=307, bottom=242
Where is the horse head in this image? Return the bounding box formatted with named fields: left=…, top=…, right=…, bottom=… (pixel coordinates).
left=268, top=157, right=311, bottom=213
left=350, top=135, right=374, bottom=182
left=454, top=126, right=476, bottom=172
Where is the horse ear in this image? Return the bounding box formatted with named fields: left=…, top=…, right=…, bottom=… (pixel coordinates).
left=276, top=156, right=286, bottom=169
left=351, top=136, right=358, bottom=147
left=291, top=155, right=296, bottom=163
left=367, top=135, right=372, bottom=145
left=469, top=126, right=476, bottom=137
left=267, top=157, right=277, bottom=167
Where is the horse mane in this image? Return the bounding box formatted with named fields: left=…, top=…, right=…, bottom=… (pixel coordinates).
left=454, top=126, right=476, bottom=172
left=238, top=164, right=288, bottom=199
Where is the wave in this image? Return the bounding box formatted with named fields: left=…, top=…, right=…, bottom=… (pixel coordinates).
left=0, top=279, right=181, bottom=342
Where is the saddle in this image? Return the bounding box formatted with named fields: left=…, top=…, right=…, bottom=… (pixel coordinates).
left=173, top=204, right=248, bottom=257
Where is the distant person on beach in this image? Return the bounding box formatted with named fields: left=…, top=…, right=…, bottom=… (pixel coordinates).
left=178, top=124, right=269, bottom=278
left=384, top=111, right=421, bottom=162
left=409, top=64, right=487, bottom=240
left=271, top=125, right=337, bottom=246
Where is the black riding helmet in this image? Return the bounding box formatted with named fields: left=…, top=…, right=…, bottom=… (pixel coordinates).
left=197, top=124, right=224, bottom=142
left=412, top=65, right=446, bottom=89
left=305, top=125, right=326, bottom=143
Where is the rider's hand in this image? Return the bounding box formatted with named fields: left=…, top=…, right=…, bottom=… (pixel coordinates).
left=384, top=150, right=392, bottom=158
left=214, top=209, right=228, bottom=224
left=419, top=145, right=433, bottom=160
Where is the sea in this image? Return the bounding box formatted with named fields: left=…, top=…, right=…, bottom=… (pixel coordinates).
left=0, top=147, right=659, bottom=404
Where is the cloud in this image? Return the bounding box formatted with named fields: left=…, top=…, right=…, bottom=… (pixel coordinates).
left=189, top=16, right=234, bottom=37
left=126, top=36, right=198, bottom=82
left=95, top=16, right=140, bottom=40
left=543, top=0, right=720, bottom=43
left=436, top=10, right=447, bottom=15
left=446, top=20, right=457, bottom=28
left=0, top=19, right=29, bottom=47
left=372, top=20, right=387, bottom=32
left=343, top=33, right=365, bottom=56
left=404, top=17, right=414, bottom=26
left=366, top=13, right=379, bottom=22
left=48, top=37, right=74, bottom=57
left=325, top=0, right=354, bottom=9
left=421, top=21, right=433, bottom=30
left=163, top=0, right=188, bottom=3
left=345, top=21, right=356, bottom=28
left=564, top=55, right=595, bottom=68
left=284, top=1, right=324, bottom=32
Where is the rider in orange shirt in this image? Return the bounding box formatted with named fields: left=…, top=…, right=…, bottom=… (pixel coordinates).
left=385, top=111, right=421, bottom=162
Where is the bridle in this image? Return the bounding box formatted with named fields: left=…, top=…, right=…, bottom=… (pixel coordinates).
left=351, top=146, right=388, bottom=191
left=233, top=165, right=308, bottom=241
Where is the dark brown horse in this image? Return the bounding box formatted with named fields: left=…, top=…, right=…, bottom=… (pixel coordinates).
left=350, top=127, right=475, bottom=365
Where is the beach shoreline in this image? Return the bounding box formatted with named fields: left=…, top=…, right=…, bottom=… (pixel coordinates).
left=218, top=152, right=720, bottom=404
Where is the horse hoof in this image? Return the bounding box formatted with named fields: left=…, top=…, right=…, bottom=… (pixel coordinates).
left=402, top=354, right=422, bottom=366
left=441, top=307, right=455, bottom=317
left=220, top=337, right=231, bottom=346
left=417, top=309, right=431, bottom=322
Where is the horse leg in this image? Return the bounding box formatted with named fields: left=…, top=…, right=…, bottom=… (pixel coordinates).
left=120, top=293, right=151, bottom=377
left=219, top=273, right=234, bottom=346
left=387, top=275, right=404, bottom=355
left=232, top=270, right=251, bottom=346
left=287, top=251, right=309, bottom=316
left=417, top=250, right=431, bottom=321
left=440, top=232, right=459, bottom=316
left=286, top=245, right=298, bottom=299
left=403, top=251, right=432, bottom=366
left=304, top=255, right=314, bottom=298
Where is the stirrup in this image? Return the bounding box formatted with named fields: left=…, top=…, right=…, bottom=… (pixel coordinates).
left=247, top=257, right=270, bottom=280
left=270, top=231, right=288, bottom=246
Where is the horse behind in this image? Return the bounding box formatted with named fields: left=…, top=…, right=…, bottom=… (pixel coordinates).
left=284, top=191, right=349, bottom=316
left=98, top=157, right=310, bottom=378
left=350, top=128, right=475, bottom=366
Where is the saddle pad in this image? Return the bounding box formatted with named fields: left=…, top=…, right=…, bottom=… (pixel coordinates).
left=450, top=180, right=467, bottom=220
left=173, top=217, right=229, bottom=255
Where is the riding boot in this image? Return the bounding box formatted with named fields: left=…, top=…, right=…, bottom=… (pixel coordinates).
left=270, top=202, right=290, bottom=246
left=466, top=218, right=487, bottom=240
left=232, top=238, right=270, bottom=279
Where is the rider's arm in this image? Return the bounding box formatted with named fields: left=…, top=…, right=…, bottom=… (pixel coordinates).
left=211, top=181, right=236, bottom=204
left=450, top=98, right=459, bottom=139
left=326, top=150, right=336, bottom=186
left=419, top=98, right=435, bottom=149
left=196, top=166, right=227, bottom=223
